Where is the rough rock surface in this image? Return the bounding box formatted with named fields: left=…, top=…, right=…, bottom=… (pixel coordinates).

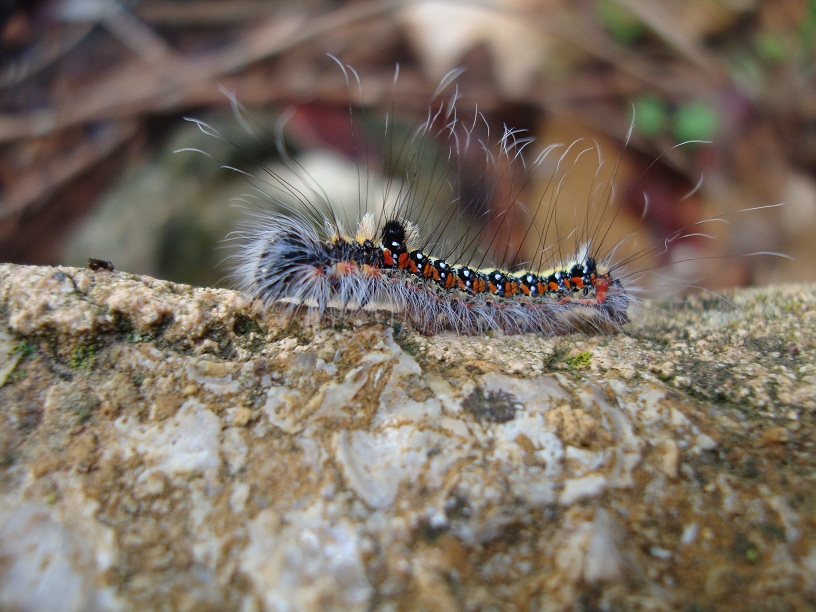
left=0, top=263, right=814, bottom=610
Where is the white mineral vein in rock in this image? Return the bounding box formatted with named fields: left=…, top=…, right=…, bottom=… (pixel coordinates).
left=335, top=427, right=451, bottom=509
left=585, top=387, right=642, bottom=488
left=0, top=503, right=123, bottom=611
left=263, top=386, right=306, bottom=434
left=583, top=509, right=626, bottom=584
left=185, top=359, right=240, bottom=395
left=115, top=398, right=221, bottom=476
left=240, top=505, right=372, bottom=610
left=560, top=474, right=607, bottom=505
left=374, top=334, right=442, bottom=424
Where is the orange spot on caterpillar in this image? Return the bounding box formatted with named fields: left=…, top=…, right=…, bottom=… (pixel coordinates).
left=362, top=264, right=380, bottom=278
left=397, top=252, right=419, bottom=274
left=422, top=262, right=439, bottom=281
left=335, top=261, right=357, bottom=276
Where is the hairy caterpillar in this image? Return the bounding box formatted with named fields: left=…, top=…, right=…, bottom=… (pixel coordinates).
left=182, top=59, right=781, bottom=336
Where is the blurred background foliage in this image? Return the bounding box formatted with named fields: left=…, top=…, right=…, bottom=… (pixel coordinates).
left=1, top=0, right=814, bottom=290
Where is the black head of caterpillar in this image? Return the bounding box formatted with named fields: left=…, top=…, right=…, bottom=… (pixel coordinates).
left=182, top=59, right=782, bottom=336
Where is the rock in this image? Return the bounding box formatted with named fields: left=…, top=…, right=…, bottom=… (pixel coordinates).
left=1, top=263, right=815, bottom=609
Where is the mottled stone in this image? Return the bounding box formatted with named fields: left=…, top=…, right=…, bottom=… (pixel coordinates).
left=1, top=263, right=815, bottom=610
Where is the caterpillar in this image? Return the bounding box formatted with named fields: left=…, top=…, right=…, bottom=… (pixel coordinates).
left=182, top=59, right=780, bottom=336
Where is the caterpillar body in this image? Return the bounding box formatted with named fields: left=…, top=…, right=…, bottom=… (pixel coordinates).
left=233, top=209, right=629, bottom=336
left=184, top=61, right=775, bottom=336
